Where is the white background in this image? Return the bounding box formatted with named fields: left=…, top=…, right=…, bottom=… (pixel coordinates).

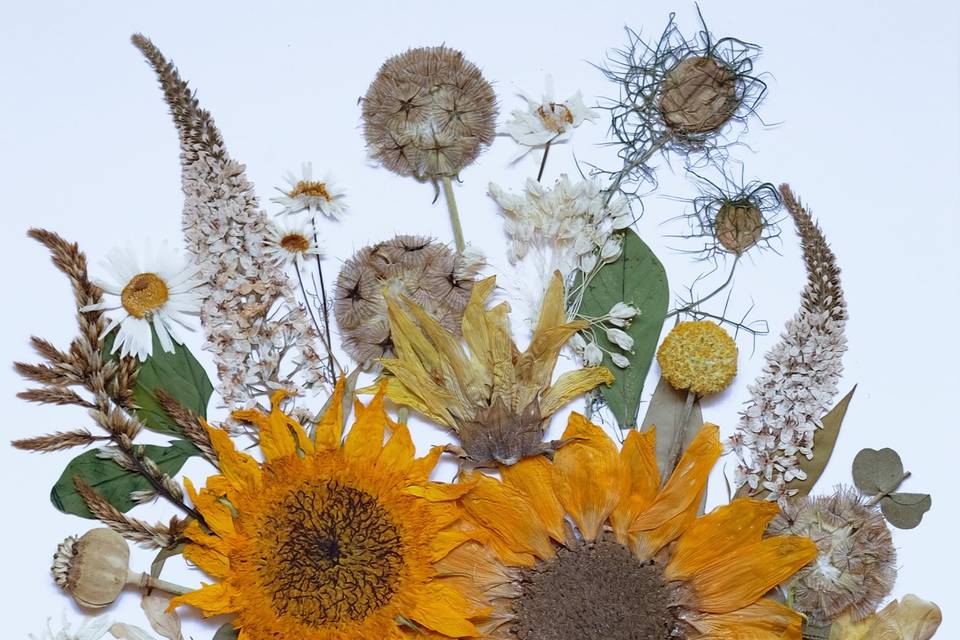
left=2, top=1, right=958, bottom=638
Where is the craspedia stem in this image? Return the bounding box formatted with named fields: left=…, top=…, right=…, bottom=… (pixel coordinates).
left=441, top=176, right=466, bottom=252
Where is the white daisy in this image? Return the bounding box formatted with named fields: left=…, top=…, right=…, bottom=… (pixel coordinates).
left=272, top=162, right=348, bottom=219
left=81, top=243, right=202, bottom=361
left=504, top=75, right=598, bottom=147
left=263, top=222, right=323, bottom=267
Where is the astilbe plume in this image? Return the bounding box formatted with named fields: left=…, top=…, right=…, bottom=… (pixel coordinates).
left=132, top=35, right=328, bottom=407
left=732, top=185, right=847, bottom=501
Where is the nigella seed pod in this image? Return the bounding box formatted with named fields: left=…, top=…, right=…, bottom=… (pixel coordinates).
left=362, top=46, right=497, bottom=180
left=52, top=528, right=130, bottom=609
left=714, top=202, right=764, bottom=254
left=659, top=56, right=739, bottom=135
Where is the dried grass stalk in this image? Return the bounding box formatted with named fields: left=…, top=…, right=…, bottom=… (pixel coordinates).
left=74, top=478, right=177, bottom=549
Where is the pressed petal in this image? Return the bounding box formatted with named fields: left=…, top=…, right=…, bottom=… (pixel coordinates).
left=377, top=421, right=417, bottom=472
left=407, top=445, right=444, bottom=482
left=688, top=536, right=818, bottom=614
left=630, top=496, right=701, bottom=560
left=665, top=499, right=780, bottom=581
left=500, top=456, right=566, bottom=543
left=460, top=472, right=555, bottom=559
left=539, top=367, right=614, bottom=417
left=384, top=295, right=441, bottom=370
left=690, top=599, right=804, bottom=639
left=343, top=388, right=386, bottom=462
left=170, top=582, right=233, bottom=617
left=184, top=477, right=235, bottom=539
left=609, top=428, right=659, bottom=544
left=201, top=421, right=261, bottom=494
left=553, top=413, right=624, bottom=540
left=232, top=390, right=313, bottom=460
left=314, top=375, right=345, bottom=450
left=410, top=581, right=482, bottom=637
left=183, top=543, right=230, bottom=578
left=380, top=362, right=456, bottom=427
left=631, top=423, right=721, bottom=531
left=407, top=481, right=476, bottom=502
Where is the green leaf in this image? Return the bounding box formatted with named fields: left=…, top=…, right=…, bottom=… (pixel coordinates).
left=640, top=376, right=703, bottom=481
left=104, top=329, right=214, bottom=436
left=150, top=541, right=186, bottom=579
left=51, top=440, right=198, bottom=518
left=787, top=386, right=857, bottom=497
left=880, top=492, right=932, bottom=529
left=852, top=447, right=904, bottom=496
left=576, top=229, right=668, bottom=428
left=212, top=624, right=239, bottom=640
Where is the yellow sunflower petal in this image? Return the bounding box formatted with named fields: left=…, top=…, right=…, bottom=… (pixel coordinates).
left=461, top=276, right=497, bottom=372
left=344, top=388, right=387, bottom=462
left=406, top=445, right=443, bottom=482
left=169, top=582, right=233, bottom=617
left=665, top=498, right=780, bottom=581
left=460, top=472, right=555, bottom=559
left=380, top=361, right=456, bottom=427
left=500, top=456, right=566, bottom=543
left=690, top=599, right=804, bottom=639
left=377, top=421, right=416, bottom=472
left=688, top=536, right=818, bottom=614
left=630, top=495, right=701, bottom=560
left=553, top=413, right=624, bottom=540
left=539, top=367, right=614, bottom=417
left=201, top=421, right=261, bottom=493
left=630, top=423, right=721, bottom=531
left=184, top=477, right=235, bottom=539
left=232, top=390, right=312, bottom=460
left=410, top=581, right=482, bottom=637
left=314, top=375, right=345, bottom=450
left=428, top=529, right=478, bottom=562
left=183, top=543, right=230, bottom=578
left=407, top=481, right=476, bottom=502
left=610, top=428, right=660, bottom=544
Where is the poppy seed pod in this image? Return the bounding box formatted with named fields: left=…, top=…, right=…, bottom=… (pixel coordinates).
left=362, top=46, right=497, bottom=180
left=52, top=528, right=130, bottom=609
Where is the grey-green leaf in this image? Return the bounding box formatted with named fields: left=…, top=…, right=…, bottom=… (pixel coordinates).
left=640, top=376, right=702, bottom=481
left=575, top=229, right=668, bottom=428
left=787, top=386, right=857, bottom=497
left=212, top=624, right=239, bottom=640
left=852, top=447, right=904, bottom=496
left=104, top=329, right=214, bottom=437
left=880, top=492, right=931, bottom=529
left=151, top=542, right=186, bottom=579
left=51, top=440, right=198, bottom=518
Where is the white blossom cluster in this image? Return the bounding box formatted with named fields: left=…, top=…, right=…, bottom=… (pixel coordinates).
left=569, top=302, right=641, bottom=368
left=489, top=174, right=632, bottom=278
left=732, top=302, right=847, bottom=501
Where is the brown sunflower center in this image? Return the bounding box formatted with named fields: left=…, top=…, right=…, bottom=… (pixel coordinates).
left=257, top=480, right=404, bottom=627
left=279, top=233, right=311, bottom=254
left=513, top=538, right=676, bottom=640
left=120, top=273, right=169, bottom=319
left=536, top=103, right=575, bottom=131
left=659, top=55, right=739, bottom=134
left=288, top=180, right=331, bottom=200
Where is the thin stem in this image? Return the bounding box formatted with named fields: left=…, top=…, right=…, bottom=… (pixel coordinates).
left=604, top=134, right=671, bottom=205
left=537, top=140, right=552, bottom=182
left=663, top=391, right=698, bottom=484
left=295, top=264, right=325, bottom=346
left=310, top=217, right=339, bottom=380
left=441, top=176, right=465, bottom=252
left=667, top=257, right=739, bottom=318
left=127, top=570, right=193, bottom=596
left=866, top=471, right=911, bottom=507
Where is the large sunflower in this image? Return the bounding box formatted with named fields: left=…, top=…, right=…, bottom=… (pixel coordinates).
left=381, top=272, right=613, bottom=467
left=171, top=381, right=485, bottom=640
left=442, top=414, right=818, bottom=639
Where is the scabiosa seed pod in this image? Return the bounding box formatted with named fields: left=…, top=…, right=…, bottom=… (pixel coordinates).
left=362, top=46, right=497, bottom=180
left=334, top=236, right=479, bottom=367
left=767, top=487, right=897, bottom=626
left=659, top=56, right=739, bottom=135
left=52, top=528, right=130, bottom=609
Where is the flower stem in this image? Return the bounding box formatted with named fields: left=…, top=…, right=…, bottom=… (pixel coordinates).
left=127, top=570, right=193, bottom=596
left=663, top=390, right=698, bottom=484
left=866, top=471, right=911, bottom=507
left=537, top=140, right=552, bottom=182
left=441, top=176, right=465, bottom=252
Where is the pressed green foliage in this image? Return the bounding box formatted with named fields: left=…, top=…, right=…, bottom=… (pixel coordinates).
left=640, top=376, right=703, bottom=480
left=104, top=330, right=214, bottom=436
left=787, top=386, right=857, bottom=497
left=151, top=541, right=186, bottom=579
left=577, top=229, right=668, bottom=428
left=51, top=440, right=198, bottom=518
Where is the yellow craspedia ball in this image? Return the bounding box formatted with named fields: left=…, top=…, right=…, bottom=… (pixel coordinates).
left=656, top=321, right=737, bottom=395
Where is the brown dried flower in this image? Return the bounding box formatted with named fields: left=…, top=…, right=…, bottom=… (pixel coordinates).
left=362, top=46, right=497, bottom=180
left=659, top=55, right=739, bottom=136
left=767, top=487, right=897, bottom=626
left=334, top=236, right=480, bottom=367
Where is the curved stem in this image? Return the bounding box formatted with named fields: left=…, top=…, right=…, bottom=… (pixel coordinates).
left=667, top=257, right=739, bottom=318
left=604, top=134, right=671, bottom=205
left=537, top=140, right=552, bottom=182
left=441, top=176, right=466, bottom=252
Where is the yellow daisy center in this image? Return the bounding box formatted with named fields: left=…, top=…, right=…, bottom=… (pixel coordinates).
left=656, top=320, right=738, bottom=395
left=257, top=479, right=404, bottom=626
left=289, top=180, right=332, bottom=201
left=279, top=232, right=312, bottom=254
left=120, top=273, right=169, bottom=319
left=537, top=102, right=575, bottom=131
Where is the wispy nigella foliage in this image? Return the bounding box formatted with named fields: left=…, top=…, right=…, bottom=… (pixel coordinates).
left=598, top=9, right=767, bottom=199
left=132, top=35, right=329, bottom=408
left=732, top=185, right=847, bottom=502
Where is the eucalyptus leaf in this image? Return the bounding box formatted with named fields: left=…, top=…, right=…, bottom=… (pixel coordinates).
left=104, top=329, right=214, bottom=437
left=576, top=229, right=668, bottom=428
left=852, top=447, right=904, bottom=496
left=51, top=440, right=198, bottom=518
left=786, top=386, right=857, bottom=497
left=640, top=376, right=702, bottom=481
left=212, top=624, right=239, bottom=640
left=880, top=492, right=931, bottom=529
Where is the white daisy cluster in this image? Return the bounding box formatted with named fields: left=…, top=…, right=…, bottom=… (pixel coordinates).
left=732, top=307, right=847, bottom=501
left=569, top=302, right=641, bottom=368
left=504, top=76, right=597, bottom=148
left=489, top=175, right=632, bottom=278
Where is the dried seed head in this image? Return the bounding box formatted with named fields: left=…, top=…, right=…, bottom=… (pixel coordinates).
left=714, top=202, right=764, bottom=254
left=362, top=46, right=497, bottom=180
left=768, top=488, right=896, bottom=625
left=52, top=528, right=131, bottom=609
left=659, top=56, right=740, bottom=135
left=334, top=236, right=476, bottom=367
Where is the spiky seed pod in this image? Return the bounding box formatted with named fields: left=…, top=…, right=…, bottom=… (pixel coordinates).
left=52, top=528, right=131, bottom=609
left=362, top=46, right=497, bottom=180
left=334, top=236, right=478, bottom=367
left=767, top=488, right=897, bottom=626
left=714, top=202, right=764, bottom=254
left=659, top=56, right=740, bottom=135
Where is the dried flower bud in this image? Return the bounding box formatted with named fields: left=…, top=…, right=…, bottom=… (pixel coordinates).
left=714, top=202, right=764, bottom=254
left=362, top=46, right=497, bottom=180
left=52, top=528, right=131, bottom=609
left=659, top=56, right=739, bottom=135
left=606, top=327, right=634, bottom=351
left=335, top=236, right=477, bottom=367
left=583, top=341, right=604, bottom=367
